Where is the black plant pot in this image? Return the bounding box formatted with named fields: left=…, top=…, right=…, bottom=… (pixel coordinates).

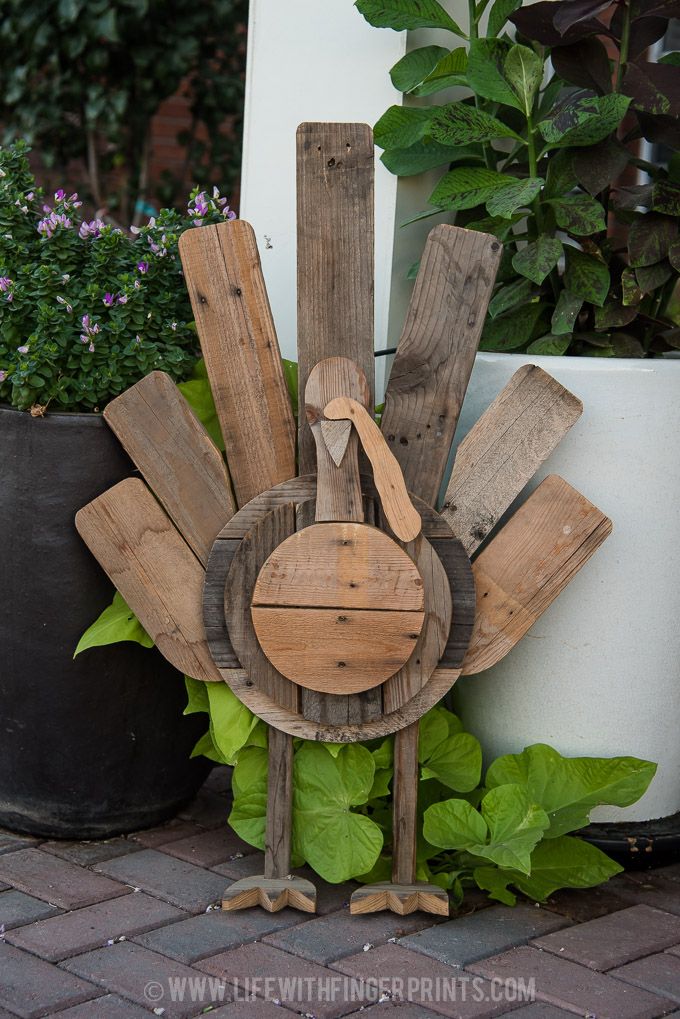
left=0, top=405, right=210, bottom=838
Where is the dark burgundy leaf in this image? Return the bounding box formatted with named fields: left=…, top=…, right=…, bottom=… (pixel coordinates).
left=610, top=7, right=667, bottom=56
left=553, top=0, right=614, bottom=34
left=635, top=0, right=680, bottom=16
left=658, top=326, right=680, bottom=349
left=636, top=111, right=680, bottom=148
left=635, top=260, right=673, bottom=292
left=611, top=183, right=653, bottom=209
left=594, top=300, right=638, bottom=330
left=669, top=240, right=680, bottom=273
left=551, top=38, right=613, bottom=93
left=624, top=61, right=680, bottom=118
left=573, top=138, right=630, bottom=195
left=652, top=179, right=680, bottom=216
left=510, top=1, right=610, bottom=45
left=609, top=333, right=645, bottom=357
left=628, top=214, right=678, bottom=267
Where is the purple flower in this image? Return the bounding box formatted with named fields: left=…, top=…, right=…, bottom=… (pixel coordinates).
left=0, top=277, right=12, bottom=292
left=17, top=345, right=28, bottom=354
left=102, top=293, right=115, bottom=307
left=54, top=189, right=65, bottom=202
left=37, top=210, right=72, bottom=238
left=26, top=191, right=34, bottom=201
left=136, top=261, right=149, bottom=274
left=118, top=294, right=128, bottom=305
left=88, top=341, right=95, bottom=352
left=79, top=218, right=104, bottom=240
left=0, top=370, right=7, bottom=382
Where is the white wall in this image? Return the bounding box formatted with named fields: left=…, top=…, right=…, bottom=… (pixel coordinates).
left=240, top=0, right=466, bottom=396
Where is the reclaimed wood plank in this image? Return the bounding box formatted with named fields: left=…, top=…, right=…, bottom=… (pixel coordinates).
left=297, top=123, right=375, bottom=473
left=179, top=220, right=296, bottom=507
left=462, top=475, right=612, bottom=675
left=441, top=365, right=583, bottom=556
left=103, top=370, right=235, bottom=566
left=381, top=225, right=502, bottom=506
left=264, top=727, right=294, bottom=880
left=75, top=478, right=220, bottom=682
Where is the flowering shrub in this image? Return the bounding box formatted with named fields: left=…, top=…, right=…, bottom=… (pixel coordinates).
left=0, top=141, right=236, bottom=413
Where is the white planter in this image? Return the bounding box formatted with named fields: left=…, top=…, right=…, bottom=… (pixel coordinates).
left=452, top=352, right=680, bottom=823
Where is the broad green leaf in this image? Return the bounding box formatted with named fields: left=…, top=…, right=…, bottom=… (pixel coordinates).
left=423, top=797, right=488, bottom=849
left=477, top=784, right=550, bottom=873
left=466, top=39, right=523, bottom=111
left=74, top=591, right=153, bottom=656
left=382, top=140, right=478, bottom=176
left=374, top=105, right=434, bottom=150
left=390, top=45, right=449, bottom=92
left=229, top=746, right=268, bottom=847
left=504, top=44, right=544, bottom=115
left=184, top=674, right=209, bottom=715
left=551, top=290, right=584, bottom=335
left=669, top=240, right=680, bottom=273
left=509, top=836, right=622, bottom=901
left=489, top=277, right=535, bottom=318
left=486, top=743, right=657, bottom=838
left=322, top=743, right=343, bottom=758
left=421, top=732, right=482, bottom=792
left=486, top=177, right=543, bottom=218
left=293, top=743, right=383, bottom=883
left=355, top=0, right=465, bottom=35
left=563, top=247, right=610, bottom=307
left=412, top=48, right=468, bottom=95
left=512, top=236, right=563, bottom=285
left=544, top=149, right=578, bottom=200
left=474, top=865, right=517, bottom=905
left=281, top=358, right=298, bottom=419
left=430, top=167, right=515, bottom=211
left=539, top=94, right=631, bottom=148
left=419, top=709, right=449, bottom=761
left=430, top=103, right=521, bottom=145
left=487, top=0, right=521, bottom=37
left=527, top=334, right=572, bottom=355
left=190, top=730, right=228, bottom=765
left=407, top=259, right=421, bottom=279
left=464, top=213, right=524, bottom=239
left=372, top=738, right=394, bottom=771
left=207, top=683, right=260, bottom=765
left=621, top=267, right=644, bottom=306
left=480, top=302, right=544, bottom=351
left=548, top=194, right=606, bottom=236
left=594, top=301, right=637, bottom=331
left=178, top=359, right=224, bottom=452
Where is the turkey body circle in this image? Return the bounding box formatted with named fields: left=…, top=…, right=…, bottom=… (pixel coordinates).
left=251, top=521, right=426, bottom=694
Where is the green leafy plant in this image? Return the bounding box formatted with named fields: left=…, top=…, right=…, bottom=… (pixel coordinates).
left=186, top=676, right=655, bottom=901
left=0, top=0, right=246, bottom=219
left=356, top=0, right=680, bottom=356
left=0, top=141, right=237, bottom=412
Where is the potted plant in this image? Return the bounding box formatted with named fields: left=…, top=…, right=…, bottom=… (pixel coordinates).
left=355, top=0, right=680, bottom=857
left=0, top=141, right=237, bottom=837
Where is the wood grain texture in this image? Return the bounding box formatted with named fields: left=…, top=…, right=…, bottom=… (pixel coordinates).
left=264, top=727, right=294, bottom=880
left=76, top=478, right=220, bottom=682
left=217, top=665, right=462, bottom=742
left=462, top=474, right=612, bottom=675
left=178, top=220, right=296, bottom=507
left=203, top=537, right=240, bottom=669
left=222, top=503, right=299, bottom=710
left=252, top=522, right=424, bottom=611
left=252, top=606, right=424, bottom=694
left=381, top=225, right=502, bottom=506
left=350, top=883, right=448, bottom=916
left=392, top=721, right=419, bottom=885
left=441, top=364, right=583, bottom=555
left=297, top=123, right=375, bottom=474
left=320, top=418, right=352, bottom=465
left=325, top=396, right=422, bottom=542
left=104, top=371, right=234, bottom=566
left=431, top=537, right=476, bottom=669
left=222, top=876, right=316, bottom=913
left=295, top=500, right=383, bottom=726
left=305, top=358, right=369, bottom=523
left=382, top=533, right=452, bottom=714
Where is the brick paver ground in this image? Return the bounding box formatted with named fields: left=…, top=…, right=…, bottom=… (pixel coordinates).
left=0, top=766, right=679, bottom=1018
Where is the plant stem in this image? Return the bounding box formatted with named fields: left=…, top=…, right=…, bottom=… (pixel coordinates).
left=526, top=112, right=544, bottom=236
left=468, top=0, right=494, bottom=170
left=614, top=0, right=631, bottom=93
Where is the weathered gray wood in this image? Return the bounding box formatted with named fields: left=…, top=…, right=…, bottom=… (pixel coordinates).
left=265, top=727, right=294, bottom=880
left=179, top=220, right=296, bottom=507
left=381, top=225, right=502, bottom=506
left=75, top=478, right=220, bottom=682
left=431, top=537, right=476, bottom=669
left=297, top=123, right=375, bottom=473
left=222, top=503, right=299, bottom=711
left=392, top=721, right=419, bottom=886
left=104, top=371, right=235, bottom=566
left=441, top=365, right=583, bottom=556
left=203, top=537, right=240, bottom=668
left=305, top=358, right=368, bottom=523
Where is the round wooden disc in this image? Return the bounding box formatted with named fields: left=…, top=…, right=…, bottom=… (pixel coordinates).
left=251, top=522, right=425, bottom=694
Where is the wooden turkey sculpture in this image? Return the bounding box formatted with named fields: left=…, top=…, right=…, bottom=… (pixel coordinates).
left=76, top=124, right=612, bottom=918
